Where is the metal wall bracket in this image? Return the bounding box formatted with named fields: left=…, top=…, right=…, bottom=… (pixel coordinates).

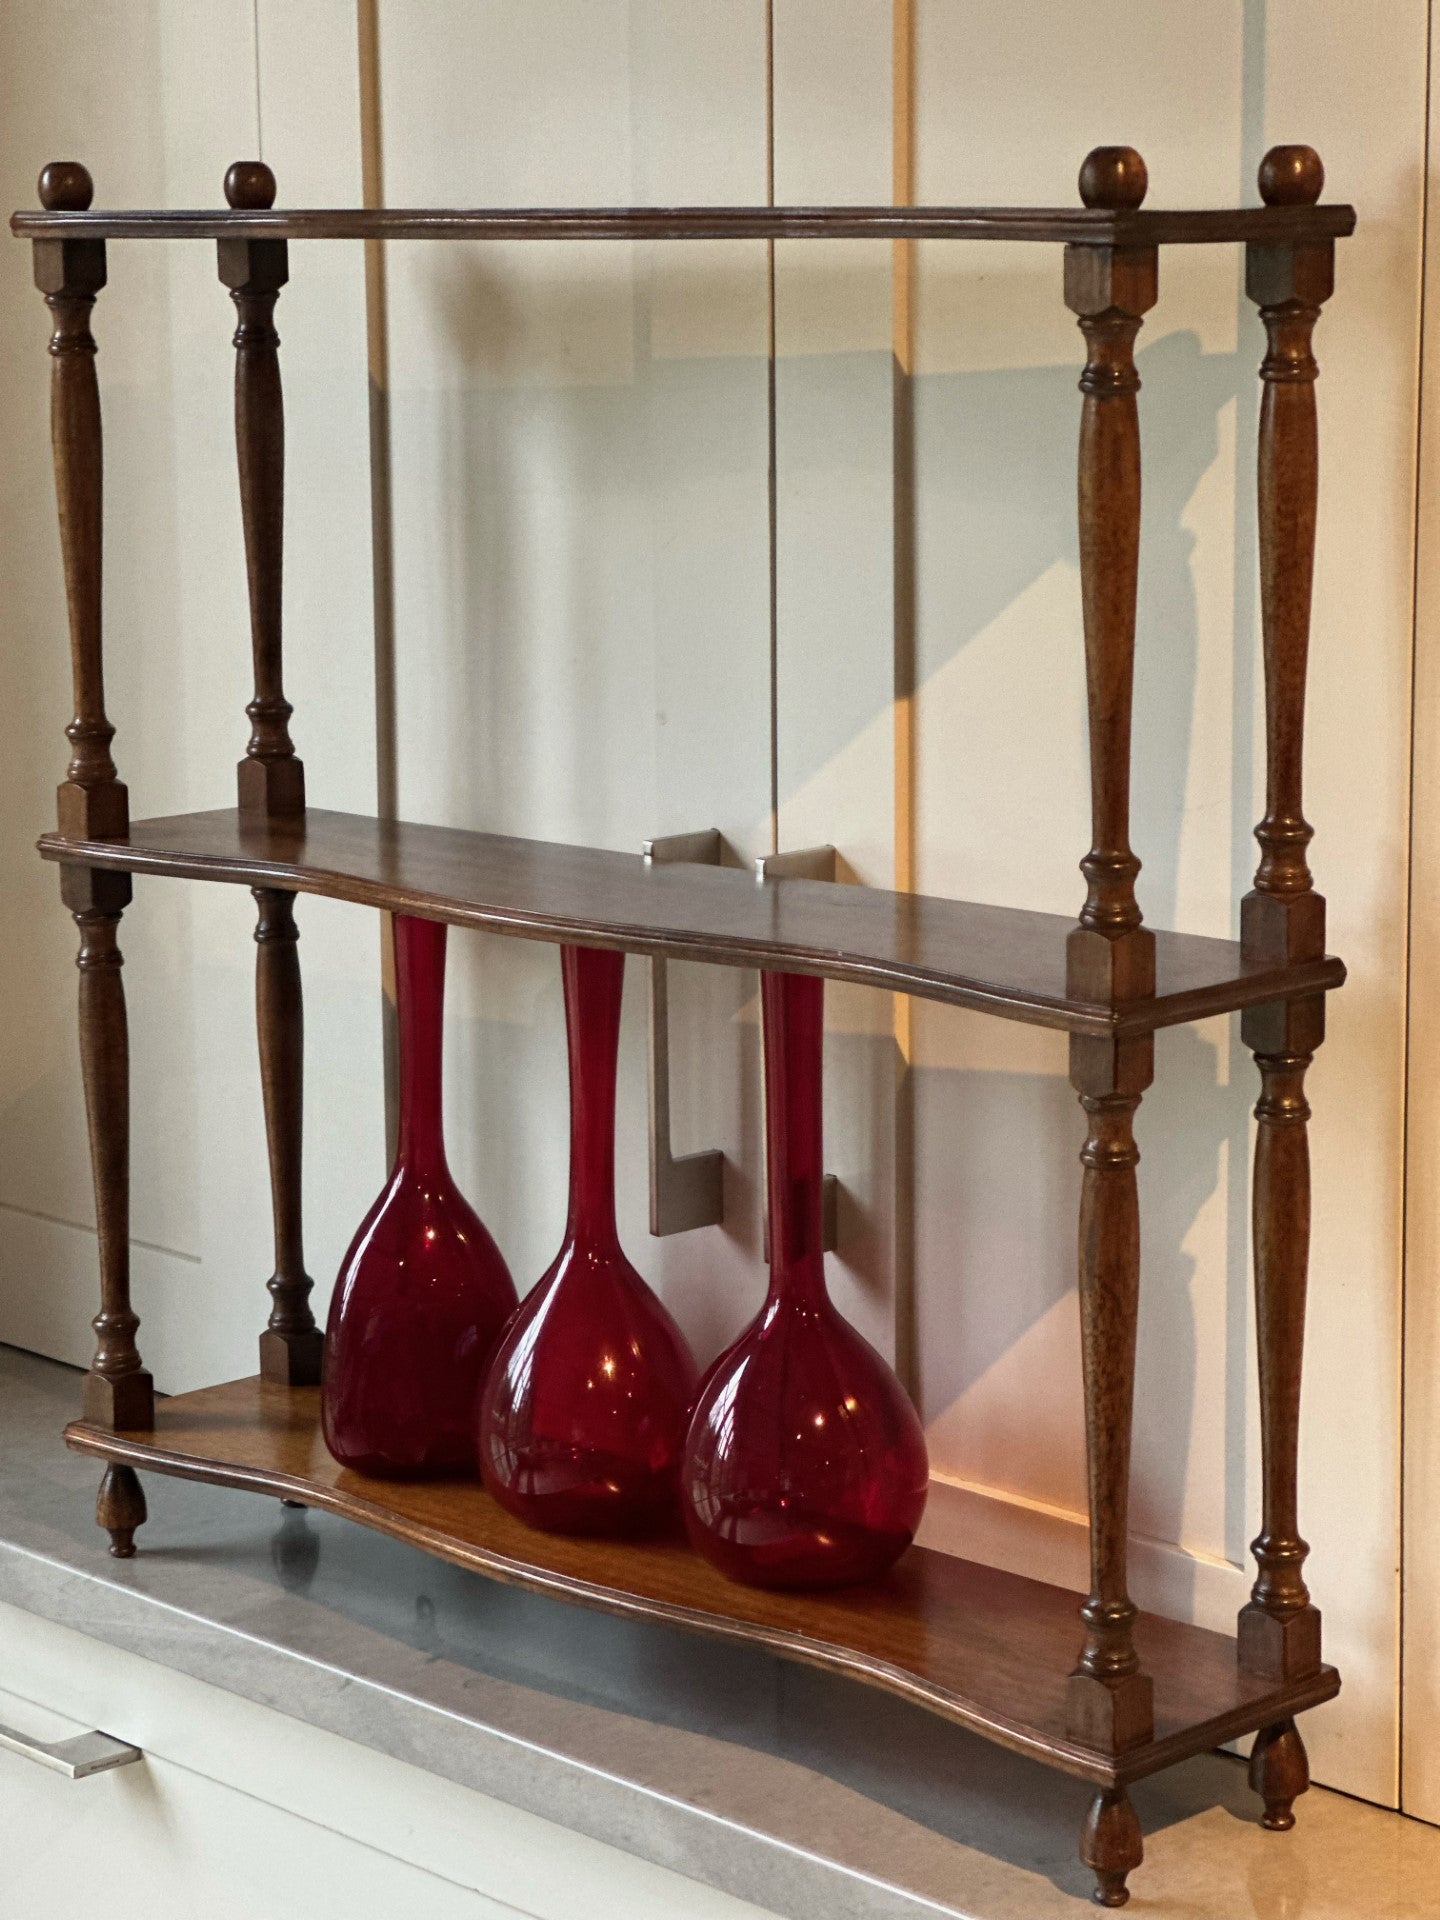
left=755, top=843, right=840, bottom=1258
left=754, top=843, right=839, bottom=884
left=0, top=1721, right=142, bottom=1779
left=644, top=830, right=725, bottom=1236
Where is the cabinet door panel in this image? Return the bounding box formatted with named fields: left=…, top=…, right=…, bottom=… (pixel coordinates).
left=375, top=4, right=774, bottom=1340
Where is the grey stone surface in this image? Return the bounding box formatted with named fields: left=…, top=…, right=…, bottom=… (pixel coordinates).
left=0, top=1346, right=1277, bottom=1919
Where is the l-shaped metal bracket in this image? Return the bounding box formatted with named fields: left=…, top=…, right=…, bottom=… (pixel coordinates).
left=644, top=830, right=726, bottom=1236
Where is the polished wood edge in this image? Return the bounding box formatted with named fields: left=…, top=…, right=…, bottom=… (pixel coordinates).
left=62, top=1408, right=1341, bottom=1788
left=12, top=204, right=1358, bottom=245
left=35, top=825, right=1348, bottom=1039
left=1113, top=956, right=1346, bottom=1036
left=1119, top=1668, right=1338, bottom=1787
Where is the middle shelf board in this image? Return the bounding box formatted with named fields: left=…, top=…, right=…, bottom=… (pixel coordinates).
left=40, top=807, right=1346, bottom=1038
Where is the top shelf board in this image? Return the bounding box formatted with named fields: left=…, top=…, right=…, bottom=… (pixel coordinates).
left=40, top=808, right=1345, bottom=1038
left=11, top=203, right=1357, bottom=247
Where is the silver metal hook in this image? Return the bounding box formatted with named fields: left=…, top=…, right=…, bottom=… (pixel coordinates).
left=754, top=844, right=841, bottom=1257
left=643, top=830, right=725, bottom=1236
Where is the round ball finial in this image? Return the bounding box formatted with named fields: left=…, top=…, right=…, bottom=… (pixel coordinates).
left=37, top=161, right=94, bottom=212
left=224, top=160, right=276, bottom=210
left=1078, top=146, right=1148, bottom=212
left=1258, top=145, right=1324, bottom=207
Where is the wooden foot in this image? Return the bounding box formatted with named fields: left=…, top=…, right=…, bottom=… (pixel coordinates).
left=1081, top=1787, right=1143, bottom=1908
left=1250, top=1718, right=1309, bottom=1831
left=96, top=1462, right=146, bottom=1558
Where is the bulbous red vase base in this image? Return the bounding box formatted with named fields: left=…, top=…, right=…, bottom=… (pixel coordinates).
left=682, top=1506, right=914, bottom=1590
left=322, top=915, right=518, bottom=1481
left=477, top=947, right=699, bottom=1538
left=680, top=972, right=930, bottom=1592
left=486, top=1447, right=684, bottom=1538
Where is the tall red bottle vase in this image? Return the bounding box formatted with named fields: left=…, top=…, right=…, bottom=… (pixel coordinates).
left=478, top=944, right=700, bottom=1535
left=681, top=970, right=929, bottom=1589
left=322, top=914, right=518, bottom=1477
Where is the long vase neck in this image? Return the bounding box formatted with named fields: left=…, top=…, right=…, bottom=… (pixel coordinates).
left=563, top=945, right=624, bottom=1247
left=763, top=970, right=828, bottom=1307
left=394, top=914, right=449, bottom=1175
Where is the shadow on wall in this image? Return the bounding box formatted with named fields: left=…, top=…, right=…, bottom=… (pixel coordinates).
left=388, top=245, right=774, bottom=1362
left=891, top=322, right=1260, bottom=1579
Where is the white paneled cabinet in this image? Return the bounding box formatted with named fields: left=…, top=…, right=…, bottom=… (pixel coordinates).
left=0, top=1604, right=771, bottom=1920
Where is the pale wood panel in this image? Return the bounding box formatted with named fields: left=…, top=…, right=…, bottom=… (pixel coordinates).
left=374, top=4, right=773, bottom=1352
left=1401, top=0, right=1440, bottom=1832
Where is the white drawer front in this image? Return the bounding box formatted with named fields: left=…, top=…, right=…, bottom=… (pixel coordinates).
left=0, top=1601, right=775, bottom=1920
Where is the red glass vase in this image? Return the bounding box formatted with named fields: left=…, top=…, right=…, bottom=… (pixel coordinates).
left=322, top=914, right=518, bottom=1477
left=681, top=970, right=929, bottom=1589
left=478, top=945, right=699, bottom=1535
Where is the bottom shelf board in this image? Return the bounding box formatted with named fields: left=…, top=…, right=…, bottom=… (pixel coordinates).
left=65, top=1377, right=1338, bottom=1788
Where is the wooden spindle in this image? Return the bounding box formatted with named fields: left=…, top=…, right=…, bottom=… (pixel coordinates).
left=1066, top=1033, right=1154, bottom=1759
left=254, top=888, right=322, bottom=1384
left=220, top=165, right=315, bottom=1382
left=219, top=161, right=304, bottom=817
left=1237, top=148, right=1332, bottom=1705
left=32, top=163, right=127, bottom=842
left=1059, top=150, right=1157, bottom=1820
left=1065, top=147, right=1157, bottom=1007
left=34, top=163, right=149, bottom=1439
left=1238, top=998, right=1325, bottom=1688
left=1241, top=1030, right=1321, bottom=1665
left=1242, top=143, right=1333, bottom=966
left=63, top=864, right=153, bottom=1431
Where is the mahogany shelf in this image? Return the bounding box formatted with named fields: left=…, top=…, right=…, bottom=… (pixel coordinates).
left=64, top=1375, right=1339, bottom=1791
left=39, top=808, right=1346, bottom=1039
left=11, top=200, right=1355, bottom=247
left=19, top=138, right=1353, bottom=1906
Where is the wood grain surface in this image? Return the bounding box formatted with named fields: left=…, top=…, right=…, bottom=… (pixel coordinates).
left=12, top=203, right=1357, bottom=247
left=39, top=809, right=1346, bottom=1038
left=65, top=1376, right=1338, bottom=1789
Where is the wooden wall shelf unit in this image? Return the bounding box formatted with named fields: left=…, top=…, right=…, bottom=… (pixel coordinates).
left=15, top=144, right=1352, bottom=1909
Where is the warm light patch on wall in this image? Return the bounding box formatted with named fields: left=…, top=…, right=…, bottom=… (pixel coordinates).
left=891, top=0, right=919, bottom=1393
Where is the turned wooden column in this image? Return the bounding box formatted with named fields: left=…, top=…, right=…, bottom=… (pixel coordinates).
left=33, top=163, right=153, bottom=1437
left=253, top=888, right=321, bottom=1384
left=219, top=160, right=304, bottom=817
left=33, top=162, right=127, bottom=844
left=1061, top=151, right=1157, bottom=1791
left=219, top=163, right=319, bottom=1382
left=1237, top=146, right=1334, bottom=1699
left=66, top=866, right=152, bottom=1431
left=1067, top=1036, right=1155, bottom=1760
left=1064, top=145, right=1157, bottom=1010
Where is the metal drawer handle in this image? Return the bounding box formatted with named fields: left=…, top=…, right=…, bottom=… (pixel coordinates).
left=0, top=1720, right=141, bottom=1778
